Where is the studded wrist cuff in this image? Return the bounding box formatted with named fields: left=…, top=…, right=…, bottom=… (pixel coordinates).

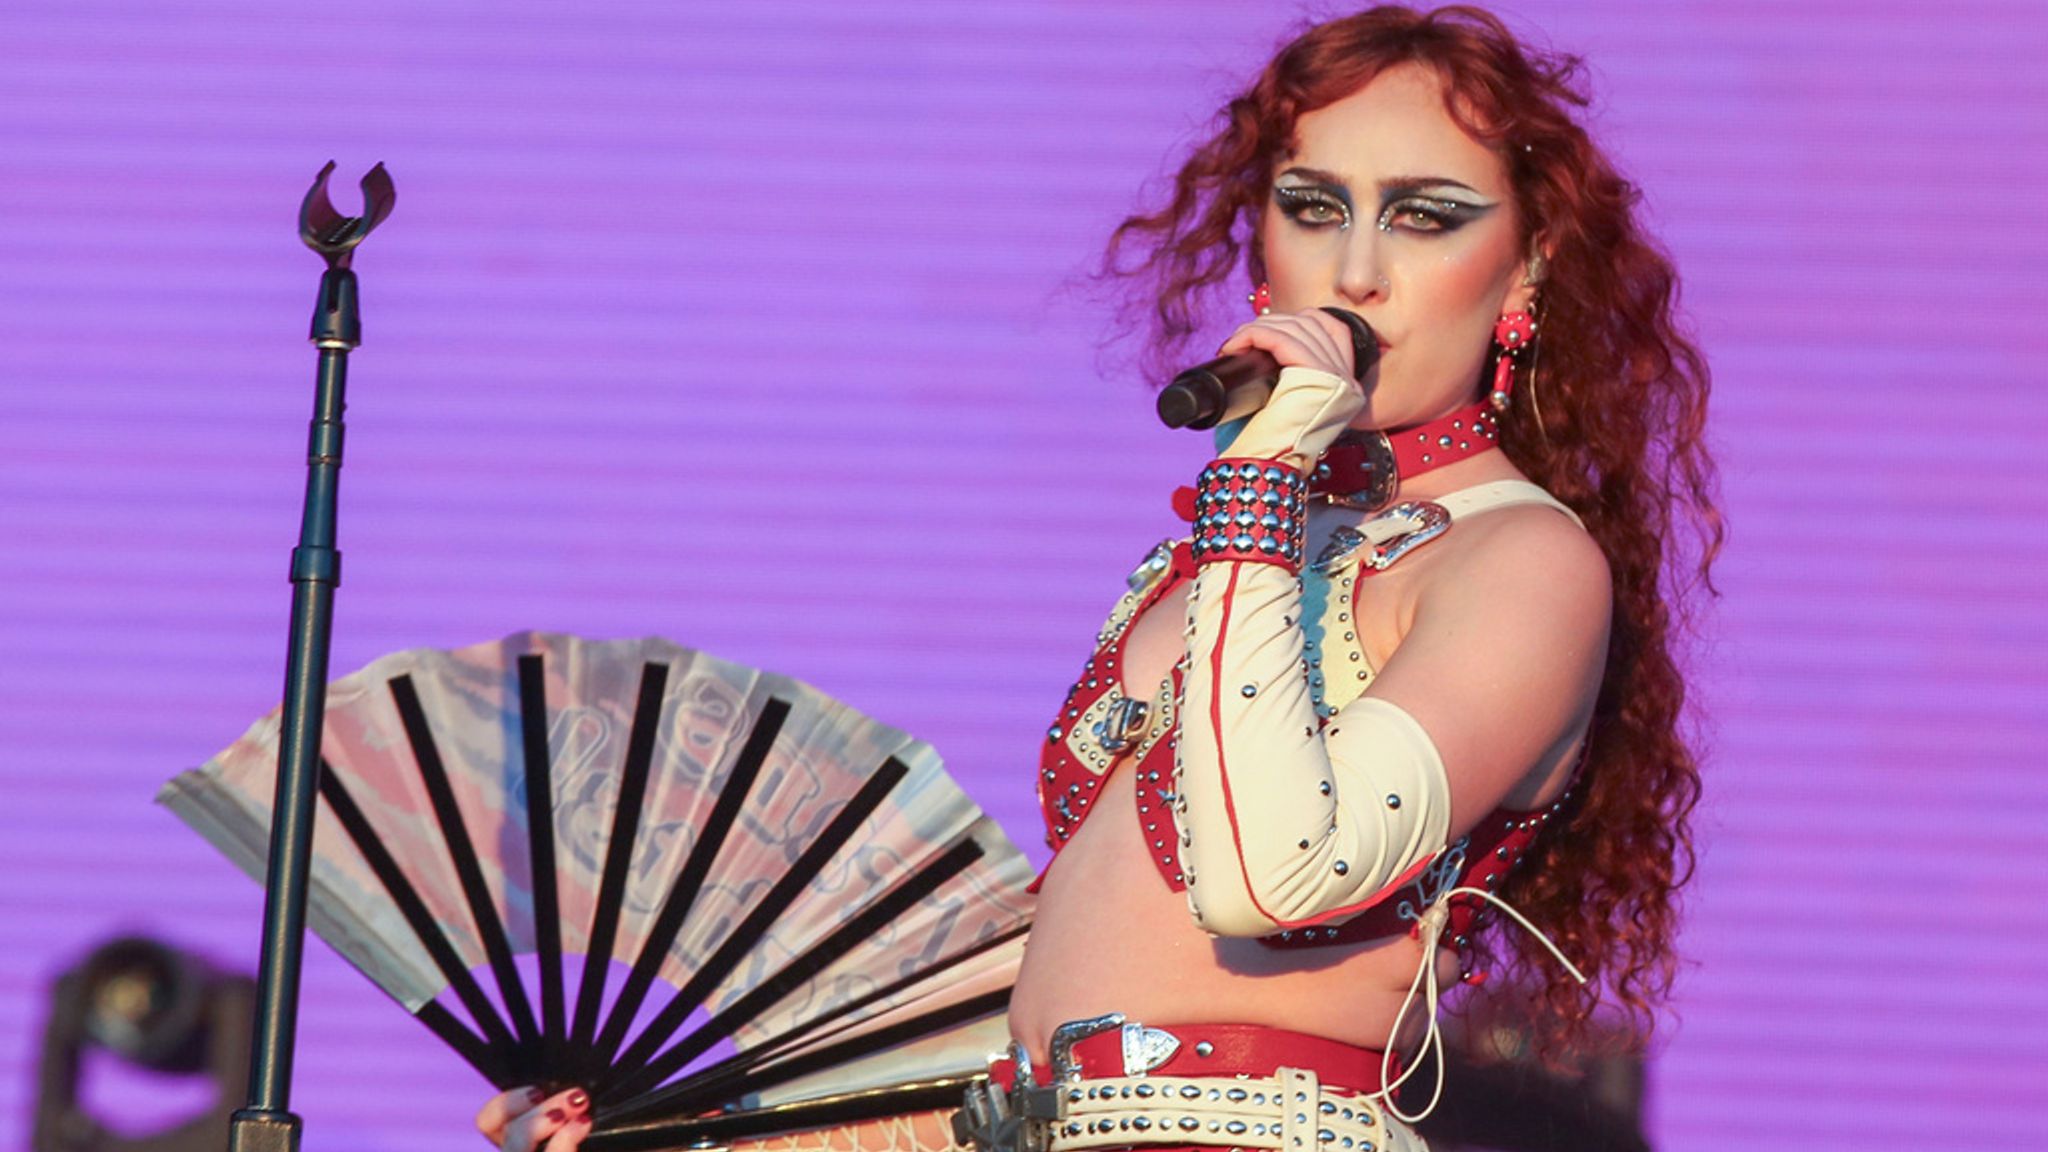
left=1190, top=458, right=1308, bottom=570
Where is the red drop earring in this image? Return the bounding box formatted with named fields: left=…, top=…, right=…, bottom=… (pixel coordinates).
left=1249, top=282, right=1272, bottom=316
left=1489, top=309, right=1536, bottom=413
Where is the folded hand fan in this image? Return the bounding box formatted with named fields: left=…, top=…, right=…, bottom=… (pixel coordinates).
left=160, top=632, right=1032, bottom=1151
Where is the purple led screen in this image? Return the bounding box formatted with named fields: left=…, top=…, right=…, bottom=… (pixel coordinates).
left=2, top=2, right=2044, bottom=1149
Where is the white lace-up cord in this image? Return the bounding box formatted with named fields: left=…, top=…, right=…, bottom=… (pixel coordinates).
left=1371, top=885, right=1589, bottom=1125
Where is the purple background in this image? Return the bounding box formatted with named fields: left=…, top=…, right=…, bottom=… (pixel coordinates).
left=3, top=2, right=2045, bottom=1149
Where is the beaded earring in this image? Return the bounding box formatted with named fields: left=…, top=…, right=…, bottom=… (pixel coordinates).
left=1489, top=309, right=1536, bottom=413
left=1249, top=282, right=1272, bottom=316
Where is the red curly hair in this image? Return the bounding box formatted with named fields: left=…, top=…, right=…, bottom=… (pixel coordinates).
left=1102, top=6, right=1720, bottom=1054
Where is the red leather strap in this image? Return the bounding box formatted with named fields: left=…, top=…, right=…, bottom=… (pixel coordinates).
left=1334, top=401, right=1497, bottom=486
left=993, top=1022, right=1400, bottom=1096
left=1172, top=402, right=1498, bottom=521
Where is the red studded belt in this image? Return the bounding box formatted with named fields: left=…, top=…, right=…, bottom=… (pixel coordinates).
left=991, top=1019, right=1400, bottom=1097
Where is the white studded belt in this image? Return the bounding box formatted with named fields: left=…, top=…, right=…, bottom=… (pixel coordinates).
left=1047, top=1065, right=1390, bottom=1152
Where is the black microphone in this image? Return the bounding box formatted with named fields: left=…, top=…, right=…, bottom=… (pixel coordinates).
left=1156, top=307, right=1380, bottom=429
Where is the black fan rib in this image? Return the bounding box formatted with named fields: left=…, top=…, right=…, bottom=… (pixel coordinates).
left=418, top=1001, right=504, bottom=1083
left=518, top=654, right=567, bottom=1061
left=594, top=696, right=793, bottom=1064
left=607, top=834, right=986, bottom=1105
left=389, top=674, right=543, bottom=1052
left=588, top=1077, right=975, bottom=1152
left=614, top=921, right=1028, bottom=1120
left=601, top=756, right=913, bottom=1092
left=569, top=662, right=670, bottom=1057
left=612, top=983, right=1011, bottom=1127
left=316, top=763, right=515, bottom=1084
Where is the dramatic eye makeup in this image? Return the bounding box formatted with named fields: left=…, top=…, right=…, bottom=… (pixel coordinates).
left=1272, top=168, right=1498, bottom=236
left=1272, top=181, right=1354, bottom=230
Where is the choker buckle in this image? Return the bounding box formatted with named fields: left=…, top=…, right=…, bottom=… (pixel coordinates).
left=1315, top=431, right=1397, bottom=511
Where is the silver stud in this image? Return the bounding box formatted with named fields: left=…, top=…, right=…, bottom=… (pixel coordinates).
left=1241, top=684, right=1258, bottom=698
left=1333, top=860, right=1349, bottom=875
left=1385, top=794, right=1401, bottom=809
left=1196, top=1040, right=1214, bottom=1057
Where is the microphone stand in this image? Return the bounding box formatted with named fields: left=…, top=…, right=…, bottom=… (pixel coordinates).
left=228, top=162, right=395, bottom=1152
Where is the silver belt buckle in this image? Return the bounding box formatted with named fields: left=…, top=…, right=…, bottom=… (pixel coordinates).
left=1048, top=1013, right=1125, bottom=1083
left=1047, top=1013, right=1183, bottom=1080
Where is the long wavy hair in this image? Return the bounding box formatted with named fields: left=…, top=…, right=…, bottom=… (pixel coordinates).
left=1102, top=6, right=1720, bottom=1054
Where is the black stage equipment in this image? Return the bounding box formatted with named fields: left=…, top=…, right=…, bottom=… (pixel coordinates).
left=34, top=936, right=256, bottom=1152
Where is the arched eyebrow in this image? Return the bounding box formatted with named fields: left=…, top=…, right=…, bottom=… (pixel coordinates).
left=1278, top=166, right=1492, bottom=202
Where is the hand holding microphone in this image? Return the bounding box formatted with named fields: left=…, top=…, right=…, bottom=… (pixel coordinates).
left=1158, top=307, right=1378, bottom=471
left=1156, top=306, right=1380, bottom=431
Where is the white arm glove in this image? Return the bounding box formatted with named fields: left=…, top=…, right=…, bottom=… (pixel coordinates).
left=1173, top=366, right=1451, bottom=938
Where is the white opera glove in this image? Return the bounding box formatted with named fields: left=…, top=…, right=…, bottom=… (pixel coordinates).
left=1218, top=365, right=1365, bottom=472
left=1171, top=455, right=1451, bottom=938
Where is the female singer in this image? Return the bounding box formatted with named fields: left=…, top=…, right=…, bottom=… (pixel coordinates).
left=480, top=6, right=1716, bottom=1151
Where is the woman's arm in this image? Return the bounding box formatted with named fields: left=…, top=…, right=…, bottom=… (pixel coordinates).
left=1166, top=309, right=1610, bottom=937
left=1174, top=500, right=1609, bottom=937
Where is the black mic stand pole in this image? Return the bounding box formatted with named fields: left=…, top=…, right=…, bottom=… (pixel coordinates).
left=228, top=162, right=395, bottom=1152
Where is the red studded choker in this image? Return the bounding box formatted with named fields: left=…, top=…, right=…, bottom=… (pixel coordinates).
left=1311, top=400, right=1499, bottom=511
left=1172, top=400, right=1500, bottom=521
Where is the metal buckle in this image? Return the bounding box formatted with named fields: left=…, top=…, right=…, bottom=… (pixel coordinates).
left=1120, top=1022, right=1182, bottom=1076
left=1049, top=1013, right=1125, bottom=1084
left=1317, top=431, right=1397, bottom=511
left=1092, top=695, right=1150, bottom=754
left=1312, top=501, right=1451, bottom=573
left=1360, top=502, right=1450, bottom=570
left=1126, top=540, right=1175, bottom=594
left=952, top=1040, right=1060, bottom=1152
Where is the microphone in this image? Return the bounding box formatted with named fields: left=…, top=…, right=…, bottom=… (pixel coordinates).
left=1156, top=306, right=1380, bottom=430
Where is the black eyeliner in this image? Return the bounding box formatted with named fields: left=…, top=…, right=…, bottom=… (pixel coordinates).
left=1375, top=193, right=1496, bottom=233
left=1272, top=180, right=1356, bottom=228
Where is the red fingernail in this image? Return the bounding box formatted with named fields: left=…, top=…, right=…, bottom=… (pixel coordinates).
left=546, top=1108, right=565, bottom=1123
left=568, top=1090, right=589, bottom=1111
left=526, top=1087, right=548, bottom=1104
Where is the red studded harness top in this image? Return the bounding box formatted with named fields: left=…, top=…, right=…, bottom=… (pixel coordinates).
left=1033, top=488, right=1572, bottom=960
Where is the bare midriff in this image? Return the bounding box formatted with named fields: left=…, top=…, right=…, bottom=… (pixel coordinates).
left=1009, top=765, right=1457, bottom=1068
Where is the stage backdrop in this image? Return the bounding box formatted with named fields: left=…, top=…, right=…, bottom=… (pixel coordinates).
left=2, top=2, right=2043, bottom=1149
